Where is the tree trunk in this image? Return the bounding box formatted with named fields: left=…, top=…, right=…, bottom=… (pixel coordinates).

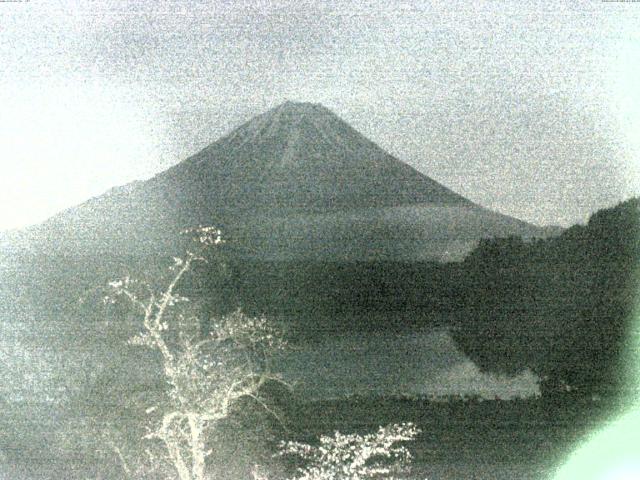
left=166, top=438, right=192, bottom=480
left=189, top=414, right=206, bottom=480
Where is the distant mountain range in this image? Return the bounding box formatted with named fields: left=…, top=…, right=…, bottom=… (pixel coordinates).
left=2, top=101, right=551, bottom=261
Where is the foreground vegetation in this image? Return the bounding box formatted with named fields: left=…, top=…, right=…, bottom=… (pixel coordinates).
left=0, top=198, right=638, bottom=478
left=1, top=392, right=622, bottom=479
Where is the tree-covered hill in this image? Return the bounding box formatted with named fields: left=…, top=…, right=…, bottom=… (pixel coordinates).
left=450, top=198, right=640, bottom=398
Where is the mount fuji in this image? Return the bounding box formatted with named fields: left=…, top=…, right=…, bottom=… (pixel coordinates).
left=6, top=101, right=545, bottom=261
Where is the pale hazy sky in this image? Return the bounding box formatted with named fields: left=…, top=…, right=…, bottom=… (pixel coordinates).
left=1, top=0, right=639, bottom=230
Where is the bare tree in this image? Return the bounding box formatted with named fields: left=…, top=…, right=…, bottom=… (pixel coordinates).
left=105, top=227, right=286, bottom=480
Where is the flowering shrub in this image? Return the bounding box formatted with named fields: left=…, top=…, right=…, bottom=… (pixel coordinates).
left=279, top=423, right=420, bottom=480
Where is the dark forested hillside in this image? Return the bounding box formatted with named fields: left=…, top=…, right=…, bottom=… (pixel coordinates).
left=450, top=198, right=640, bottom=397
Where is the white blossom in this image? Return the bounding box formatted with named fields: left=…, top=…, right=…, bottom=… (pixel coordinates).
left=279, top=423, right=420, bottom=480
left=105, top=227, right=286, bottom=480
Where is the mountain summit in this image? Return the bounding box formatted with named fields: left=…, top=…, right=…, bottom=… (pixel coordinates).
left=156, top=101, right=470, bottom=213
left=12, top=102, right=544, bottom=260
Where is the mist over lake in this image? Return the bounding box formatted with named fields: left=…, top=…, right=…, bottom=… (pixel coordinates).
left=277, top=328, right=539, bottom=400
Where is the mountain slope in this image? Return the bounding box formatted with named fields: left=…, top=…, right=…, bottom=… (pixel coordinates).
left=9, top=101, right=544, bottom=260
left=161, top=101, right=471, bottom=212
